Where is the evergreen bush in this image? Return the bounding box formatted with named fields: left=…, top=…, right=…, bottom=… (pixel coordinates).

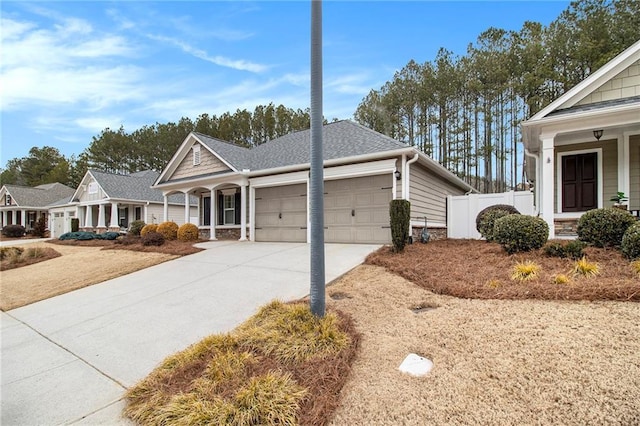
left=621, top=222, right=640, bottom=260
left=494, top=214, right=549, bottom=254
left=140, top=224, right=158, bottom=237
left=2, top=225, right=25, bottom=238
left=32, top=215, right=47, bottom=238
left=157, top=221, right=179, bottom=240
left=129, top=220, right=146, bottom=236
left=475, top=204, right=520, bottom=233
left=543, top=240, right=586, bottom=260
left=142, top=231, right=165, bottom=246
left=177, top=223, right=199, bottom=242
left=577, top=208, right=636, bottom=247
left=389, top=199, right=411, bottom=253
left=478, top=209, right=515, bottom=241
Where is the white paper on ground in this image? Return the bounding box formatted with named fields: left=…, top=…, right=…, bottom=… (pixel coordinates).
left=398, top=353, right=433, bottom=376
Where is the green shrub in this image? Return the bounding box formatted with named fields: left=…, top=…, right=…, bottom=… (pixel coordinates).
left=478, top=209, right=515, bottom=241
left=177, top=223, right=199, bottom=242
left=32, top=214, right=47, bottom=238
left=0, top=247, right=23, bottom=260
left=389, top=199, right=410, bottom=253
left=494, top=214, right=549, bottom=254
left=129, top=220, right=146, bottom=236
left=621, top=221, right=640, bottom=260
left=157, top=221, right=179, bottom=241
left=71, top=218, right=80, bottom=232
left=59, top=231, right=99, bottom=241
left=475, top=204, right=520, bottom=234
left=102, top=232, right=120, bottom=240
left=543, top=240, right=586, bottom=260
left=577, top=208, right=636, bottom=247
left=141, top=231, right=165, bottom=246
left=2, top=225, right=25, bottom=238
left=140, top=224, right=158, bottom=237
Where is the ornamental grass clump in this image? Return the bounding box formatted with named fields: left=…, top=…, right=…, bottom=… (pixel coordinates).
left=631, top=260, right=640, bottom=276
left=573, top=257, right=599, bottom=277
left=552, top=274, right=570, bottom=285
left=511, top=260, right=540, bottom=281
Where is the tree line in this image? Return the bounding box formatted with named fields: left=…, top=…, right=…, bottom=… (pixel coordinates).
left=2, top=0, right=638, bottom=192
left=354, top=0, right=639, bottom=192
left=0, top=104, right=314, bottom=188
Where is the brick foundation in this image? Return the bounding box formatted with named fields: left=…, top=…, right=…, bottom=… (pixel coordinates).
left=411, top=226, right=447, bottom=242
left=198, top=228, right=248, bottom=240
left=554, top=219, right=579, bottom=237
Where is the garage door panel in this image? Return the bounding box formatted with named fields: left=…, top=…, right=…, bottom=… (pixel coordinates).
left=255, top=183, right=307, bottom=242
left=325, top=209, right=352, bottom=226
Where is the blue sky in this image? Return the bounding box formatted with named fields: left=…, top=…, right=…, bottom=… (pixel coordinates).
left=1, top=1, right=570, bottom=166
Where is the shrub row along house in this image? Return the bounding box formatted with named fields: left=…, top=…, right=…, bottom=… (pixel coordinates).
left=153, top=120, right=475, bottom=243
left=521, top=39, right=640, bottom=238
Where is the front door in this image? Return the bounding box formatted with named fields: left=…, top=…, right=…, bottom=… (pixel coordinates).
left=562, top=153, right=597, bottom=212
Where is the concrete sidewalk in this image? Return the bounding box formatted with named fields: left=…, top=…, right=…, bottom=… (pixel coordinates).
left=1, top=241, right=379, bottom=425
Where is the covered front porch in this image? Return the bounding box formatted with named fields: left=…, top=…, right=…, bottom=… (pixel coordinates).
left=76, top=202, right=148, bottom=233
left=0, top=208, right=47, bottom=232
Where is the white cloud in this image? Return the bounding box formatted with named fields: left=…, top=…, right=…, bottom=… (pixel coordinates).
left=147, top=34, right=268, bottom=73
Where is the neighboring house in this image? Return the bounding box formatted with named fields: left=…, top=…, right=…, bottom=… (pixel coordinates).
left=521, top=39, right=640, bottom=238
left=0, top=183, right=75, bottom=233
left=153, top=120, right=476, bottom=244
left=49, top=170, right=196, bottom=238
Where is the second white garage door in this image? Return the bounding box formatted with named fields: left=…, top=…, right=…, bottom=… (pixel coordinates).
left=324, top=174, right=392, bottom=244
left=255, top=183, right=307, bottom=242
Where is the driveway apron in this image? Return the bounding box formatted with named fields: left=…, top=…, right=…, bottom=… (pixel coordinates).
left=0, top=242, right=379, bottom=425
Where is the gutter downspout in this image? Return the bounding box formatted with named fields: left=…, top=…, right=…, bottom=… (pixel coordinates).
left=524, top=148, right=540, bottom=215
left=404, top=153, right=420, bottom=238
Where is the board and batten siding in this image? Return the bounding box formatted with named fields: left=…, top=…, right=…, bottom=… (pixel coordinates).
left=78, top=178, right=107, bottom=202
left=170, top=143, right=231, bottom=181
left=409, top=164, right=465, bottom=225
left=576, top=59, right=640, bottom=106
left=630, top=135, right=640, bottom=211
left=554, top=139, right=617, bottom=213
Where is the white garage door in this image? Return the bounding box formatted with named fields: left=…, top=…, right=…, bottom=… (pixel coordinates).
left=52, top=213, right=64, bottom=238
left=255, top=183, right=307, bottom=242
left=324, top=174, right=392, bottom=244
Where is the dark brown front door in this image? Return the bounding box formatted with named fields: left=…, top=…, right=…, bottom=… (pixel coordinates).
left=562, top=153, right=597, bottom=212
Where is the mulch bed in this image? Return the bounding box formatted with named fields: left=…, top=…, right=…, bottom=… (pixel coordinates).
left=0, top=247, right=62, bottom=271
left=49, top=238, right=204, bottom=256
left=366, top=239, right=639, bottom=302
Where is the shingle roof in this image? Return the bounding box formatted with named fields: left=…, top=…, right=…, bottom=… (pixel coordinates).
left=3, top=183, right=75, bottom=208
left=547, top=95, right=640, bottom=117
left=249, top=120, right=408, bottom=170
left=194, top=120, right=409, bottom=173
left=90, top=170, right=192, bottom=205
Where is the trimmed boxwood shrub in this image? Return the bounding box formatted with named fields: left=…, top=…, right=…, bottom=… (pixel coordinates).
left=157, top=221, right=179, bottom=240
left=577, top=208, right=636, bottom=248
left=140, top=224, right=158, bottom=237
left=390, top=199, right=411, bottom=253
left=2, top=225, right=26, bottom=238
left=543, top=240, right=586, bottom=260
left=129, top=220, right=146, bottom=236
left=142, top=231, right=165, bottom=246
left=621, top=221, right=640, bottom=260
left=476, top=204, right=520, bottom=233
left=478, top=209, right=515, bottom=241
left=494, top=214, right=549, bottom=254
left=177, top=223, right=199, bottom=242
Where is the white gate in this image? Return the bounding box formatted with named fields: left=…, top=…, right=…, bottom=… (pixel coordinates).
left=447, top=191, right=535, bottom=239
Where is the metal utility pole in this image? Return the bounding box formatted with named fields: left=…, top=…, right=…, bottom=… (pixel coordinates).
left=309, top=0, right=325, bottom=317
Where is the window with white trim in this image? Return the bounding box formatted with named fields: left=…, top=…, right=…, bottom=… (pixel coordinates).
left=223, top=194, right=235, bottom=225
left=193, top=145, right=201, bottom=166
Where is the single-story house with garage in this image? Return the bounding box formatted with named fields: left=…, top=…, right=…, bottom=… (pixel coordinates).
left=521, top=39, right=640, bottom=239
left=153, top=120, right=476, bottom=244
left=0, top=182, right=75, bottom=234
left=49, top=170, right=196, bottom=238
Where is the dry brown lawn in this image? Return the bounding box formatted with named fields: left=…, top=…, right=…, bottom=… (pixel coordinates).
left=0, top=242, right=180, bottom=311
left=327, top=265, right=640, bottom=425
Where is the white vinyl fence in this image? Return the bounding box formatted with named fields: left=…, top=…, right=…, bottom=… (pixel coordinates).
left=447, top=191, right=535, bottom=239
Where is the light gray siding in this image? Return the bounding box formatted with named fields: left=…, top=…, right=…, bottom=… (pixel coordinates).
left=170, top=143, right=230, bottom=181
left=409, top=164, right=465, bottom=225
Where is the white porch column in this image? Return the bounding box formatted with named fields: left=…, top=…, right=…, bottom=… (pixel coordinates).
left=184, top=192, right=190, bottom=224
left=98, top=204, right=106, bottom=228
left=2, top=211, right=6, bottom=228
left=541, top=135, right=556, bottom=239
left=196, top=196, right=201, bottom=227
left=163, top=195, right=169, bottom=222
left=85, top=205, right=93, bottom=227
left=110, top=202, right=119, bottom=228
left=249, top=186, right=255, bottom=241
left=239, top=184, right=247, bottom=241
left=620, top=133, right=631, bottom=204
left=144, top=204, right=149, bottom=223
left=210, top=189, right=217, bottom=240
left=75, top=206, right=80, bottom=227
left=20, top=209, right=26, bottom=227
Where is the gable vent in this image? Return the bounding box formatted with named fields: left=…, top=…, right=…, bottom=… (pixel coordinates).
left=193, top=145, right=201, bottom=166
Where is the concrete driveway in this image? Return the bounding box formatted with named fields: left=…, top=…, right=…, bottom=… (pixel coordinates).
left=1, top=241, right=380, bottom=425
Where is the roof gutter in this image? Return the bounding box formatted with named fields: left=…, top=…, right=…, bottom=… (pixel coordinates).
left=403, top=153, right=419, bottom=200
